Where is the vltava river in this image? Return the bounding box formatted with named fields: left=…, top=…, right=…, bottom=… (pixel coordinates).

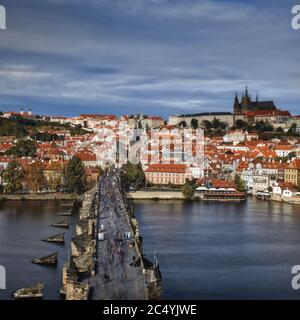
left=0, top=200, right=77, bottom=300
left=1, top=198, right=300, bottom=299
left=134, top=197, right=300, bottom=299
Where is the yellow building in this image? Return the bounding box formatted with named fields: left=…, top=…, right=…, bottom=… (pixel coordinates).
left=285, top=160, right=300, bottom=187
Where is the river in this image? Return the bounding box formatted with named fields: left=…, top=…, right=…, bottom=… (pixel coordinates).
left=0, top=200, right=77, bottom=300
left=1, top=198, right=300, bottom=299
left=134, top=197, right=300, bottom=299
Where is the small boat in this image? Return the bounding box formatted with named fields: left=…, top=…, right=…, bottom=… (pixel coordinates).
left=42, top=233, right=65, bottom=243
left=13, top=282, right=44, bottom=299
left=32, top=252, right=58, bottom=265
left=51, top=218, right=69, bottom=228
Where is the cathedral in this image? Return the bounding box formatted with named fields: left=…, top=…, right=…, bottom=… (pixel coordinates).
left=233, top=87, right=277, bottom=114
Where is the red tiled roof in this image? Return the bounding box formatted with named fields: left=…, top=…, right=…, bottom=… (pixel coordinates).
left=80, top=114, right=116, bottom=120
left=246, top=110, right=291, bottom=117
left=75, top=151, right=97, bottom=161
left=274, top=145, right=293, bottom=151
left=197, top=178, right=237, bottom=189
left=0, top=156, right=13, bottom=162
left=145, top=164, right=188, bottom=173
left=286, top=159, right=300, bottom=170
left=277, top=182, right=297, bottom=190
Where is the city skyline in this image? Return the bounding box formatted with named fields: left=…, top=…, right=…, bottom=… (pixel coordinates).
left=0, top=0, right=299, bottom=117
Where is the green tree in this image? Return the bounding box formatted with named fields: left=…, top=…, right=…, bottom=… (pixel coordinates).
left=288, top=123, right=297, bottom=135
left=235, top=119, right=248, bottom=130
left=120, top=162, right=145, bottom=191
left=1, top=160, right=24, bottom=194
left=6, top=139, right=37, bottom=157
left=181, top=182, right=195, bottom=200
left=63, top=156, right=86, bottom=194
left=31, top=131, right=64, bottom=142
left=275, top=127, right=284, bottom=133
left=178, top=120, right=187, bottom=128
left=191, top=118, right=199, bottom=129
left=201, top=120, right=213, bottom=130
left=254, top=121, right=274, bottom=133
left=234, top=174, right=246, bottom=192
left=0, top=118, right=28, bottom=137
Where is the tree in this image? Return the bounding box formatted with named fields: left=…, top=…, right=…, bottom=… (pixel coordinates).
left=234, top=174, right=246, bottom=192
left=25, top=161, right=46, bottom=193
left=120, top=162, right=145, bottom=191
left=47, top=162, right=63, bottom=192
left=63, top=156, right=86, bottom=194
left=288, top=123, right=297, bottom=135
left=178, top=120, right=187, bottom=128
left=191, top=118, right=199, bottom=129
left=0, top=118, right=28, bottom=137
left=181, top=182, right=195, bottom=200
left=287, top=152, right=297, bottom=160
left=6, top=139, right=37, bottom=157
left=235, top=119, right=248, bottom=130
left=31, top=131, right=64, bottom=142
left=212, top=118, right=227, bottom=130
left=254, top=121, right=274, bottom=133
left=202, top=120, right=213, bottom=130
left=98, top=166, right=104, bottom=176
left=1, top=160, right=24, bottom=194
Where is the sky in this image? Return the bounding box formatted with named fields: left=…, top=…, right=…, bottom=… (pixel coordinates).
left=0, top=0, right=299, bottom=118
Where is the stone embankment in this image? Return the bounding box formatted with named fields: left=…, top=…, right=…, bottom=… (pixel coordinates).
left=127, top=190, right=184, bottom=200
left=271, top=193, right=300, bottom=205
left=0, top=193, right=80, bottom=201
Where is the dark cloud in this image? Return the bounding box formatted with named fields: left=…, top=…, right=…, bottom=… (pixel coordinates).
left=0, top=0, right=299, bottom=117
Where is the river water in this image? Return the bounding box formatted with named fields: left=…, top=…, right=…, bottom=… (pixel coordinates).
left=0, top=200, right=77, bottom=300
left=1, top=198, right=300, bottom=300
left=134, top=198, right=300, bottom=299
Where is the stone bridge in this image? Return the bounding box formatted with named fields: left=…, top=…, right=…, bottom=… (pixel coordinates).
left=61, top=169, right=161, bottom=300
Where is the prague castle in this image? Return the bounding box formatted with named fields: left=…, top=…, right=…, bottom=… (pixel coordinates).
left=233, top=86, right=277, bottom=114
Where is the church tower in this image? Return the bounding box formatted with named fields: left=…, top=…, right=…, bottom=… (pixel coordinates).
left=233, top=92, right=240, bottom=114
left=241, top=86, right=251, bottom=113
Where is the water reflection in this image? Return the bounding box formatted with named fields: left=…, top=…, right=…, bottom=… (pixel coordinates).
left=134, top=198, right=300, bottom=299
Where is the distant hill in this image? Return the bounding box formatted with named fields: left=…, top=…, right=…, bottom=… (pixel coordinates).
left=0, top=116, right=88, bottom=138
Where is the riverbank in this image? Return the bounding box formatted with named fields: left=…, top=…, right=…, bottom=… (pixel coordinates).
left=127, top=190, right=246, bottom=201
left=0, top=193, right=80, bottom=201
left=127, top=191, right=184, bottom=200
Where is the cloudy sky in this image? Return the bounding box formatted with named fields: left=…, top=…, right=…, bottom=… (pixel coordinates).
left=0, top=0, right=299, bottom=117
